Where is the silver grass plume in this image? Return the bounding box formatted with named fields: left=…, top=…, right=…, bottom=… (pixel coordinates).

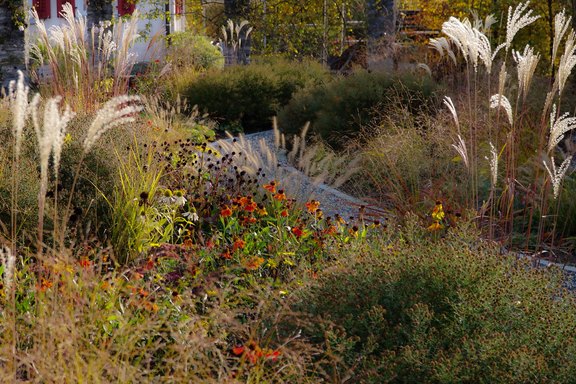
left=558, top=30, right=576, bottom=95
left=429, top=37, right=457, bottom=65
left=416, top=63, right=432, bottom=77
left=505, top=2, right=540, bottom=52
left=0, top=246, right=15, bottom=293
left=442, top=17, right=477, bottom=68
left=83, top=95, right=143, bottom=153
left=548, top=104, right=576, bottom=153
left=8, top=71, right=29, bottom=158
left=452, top=134, right=469, bottom=170
left=513, top=45, right=540, bottom=100
left=485, top=142, right=498, bottom=187
left=32, top=96, right=74, bottom=184
left=443, top=96, right=460, bottom=133
left=552, top=9, right=572, bottom=68
left=490, top=94, right=513, bottom=126
left=543, top=155, right=572, bottom=199
left=441, top=16, right=494, bottom=73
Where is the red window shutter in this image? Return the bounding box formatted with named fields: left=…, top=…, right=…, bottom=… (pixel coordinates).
left=175, top=0, right=183, bottom=15
left=118, top=0, right=136, bottom=16
left=33, top=0, right=51, bottom=19
left=57, top=0, right=75, bottom=17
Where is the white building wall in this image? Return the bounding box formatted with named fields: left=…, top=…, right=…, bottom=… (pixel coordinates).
left=27, top=0, right=184, bottom=63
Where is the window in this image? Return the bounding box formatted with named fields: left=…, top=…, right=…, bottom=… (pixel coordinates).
left=175, top=0, right=183, bottom=15
left=56, top=0, right=75, bottom=17
left=33, top=0, right=51, bottom=19
left=118, top=0, right=136, bottom=16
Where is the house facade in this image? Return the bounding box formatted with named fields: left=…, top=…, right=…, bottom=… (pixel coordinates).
left=28, top=0, right=185, bottom=61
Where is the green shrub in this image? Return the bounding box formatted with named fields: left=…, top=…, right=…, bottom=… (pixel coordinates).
left=181, top=58, right=330, bottom=133
left=167, top=33, right=224, bottom=71
left=278, top=70, right=440, bottom=149
left=291, top=217, right=576, bottom=382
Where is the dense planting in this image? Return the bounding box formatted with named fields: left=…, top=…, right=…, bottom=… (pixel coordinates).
left=0, top=1, right=576, bottom=382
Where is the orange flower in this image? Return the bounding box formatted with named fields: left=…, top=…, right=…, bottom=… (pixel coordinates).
left=220, top=205, right=233, bottom=217
left=244, top=200, right=258, bottom=213
left=79, top=257, right=92, bottom=269
left=274, top=190, right=287, bottom=201
left=305, top=200, right=320, bottom=213
left=242, top=216, right=257, bottom=225
left=244, top=256, right=265, bottom=270
left=232, top=345, right=245, bottom=356
left=324, top=225, right=338, bottom=236
left=427, top=222, right=443, bottom=231
left=292, top=226, right=304, bottom=238
left=232, top=238, right=246, bottom=251
left=238, top=196, right=251, bottom=207
left=221, top=249, right=232, bottom=259
left=265, top=350, right=281, bottom=361
left=280, top=209, right=289, bottom=217
left=263, top=181, right=277, bottom=193
left=144, top=257, right=155, bottom=271
left=256, top=204, right=268, bottom=216
left=38, top=278, right=53, bottom=292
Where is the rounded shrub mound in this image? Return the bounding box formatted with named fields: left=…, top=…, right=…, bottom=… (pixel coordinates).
left=291, top=217, right=576, bottom=383
left=277, top=70, right=440, bottom=149
left=167, top=33, right=224, bottom=71
left=181, top=58, right=330, bottom=134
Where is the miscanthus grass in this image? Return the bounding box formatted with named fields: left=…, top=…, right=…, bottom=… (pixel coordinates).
left=6, top=71, right=142, bottom=255
left=435, top=2, right=576, bottom=247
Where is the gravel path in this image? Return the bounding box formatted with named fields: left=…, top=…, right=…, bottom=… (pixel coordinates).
left=213, top=129, right=386, bottom=223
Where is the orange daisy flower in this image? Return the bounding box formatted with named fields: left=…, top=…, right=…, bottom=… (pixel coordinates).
left=232, top=238, right=246, bottom=251
left=220, top=205, right=233, bottom=217
left=263, top=181, right=277, bottom=193
left=305, top=200, right=320, bottom=213
left=292, top=226, right=304, bottom=238
left=232, top=345, right=245, bottom=356
left=244, top=256, right=265, bottom=270
left=79, top=257, right=92, bottom=269
left=274, top=190, right=287, bottom=201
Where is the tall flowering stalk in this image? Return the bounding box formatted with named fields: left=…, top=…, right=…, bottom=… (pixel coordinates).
left=7, top=71, right=30, bottom=251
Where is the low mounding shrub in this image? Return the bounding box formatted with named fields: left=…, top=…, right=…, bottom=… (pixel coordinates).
left=277, top=70, right=440, bottom=149
left=291, top=216, right=576, bottom=383
left=181, top=58, right=330, bottom=133
left=167, top=33, right=224, bottom=71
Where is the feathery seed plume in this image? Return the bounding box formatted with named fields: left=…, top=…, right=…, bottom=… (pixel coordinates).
left=513, top=45, right=540, bottom=99
left=452, top=134, right=469, bottom=170
left=83, top=95, right=143, bottom=153
left=8, top=71, right=30, bottom=158
left=0, top=246, right=15, bottom=293
left=490, top=94, right=513, bottom=126
left=485, top=142, right=498, bottom=187
left=505, top=2, right=540, bottom=51
left=443, top=96, right=460, bottom=133
left=552, top=9, right=572, bottom=68
left=548, top=104, right=576, bottom=153
left=429, top=37, right=457, bottom=65
left=543, top=155, right=572, bottom=199
left=558, top=31, right=576, bottom=95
